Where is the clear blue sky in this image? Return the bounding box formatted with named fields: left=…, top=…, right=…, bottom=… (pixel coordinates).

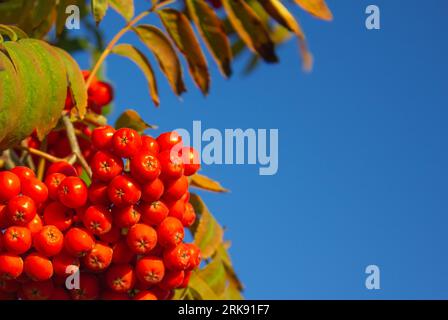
left=73, top=0, right=448, bottom=299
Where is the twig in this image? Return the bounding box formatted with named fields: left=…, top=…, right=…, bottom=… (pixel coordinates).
left=16, top=146, right=63, bottom=163
left=2, top=150, right=16, bottom=169
left=62, top=115, right=92, bottom=177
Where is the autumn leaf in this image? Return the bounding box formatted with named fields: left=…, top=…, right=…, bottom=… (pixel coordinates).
left=294, top=0, right=333, bottom=21
left=190, top=174, right=229, bottom=193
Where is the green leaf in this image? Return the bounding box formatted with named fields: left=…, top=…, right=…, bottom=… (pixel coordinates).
left=188, top=272, right=220, bottom=300
left=18, top=39, right=67, bottom=140
left=92, top=0, right=109, bottom=25
left=109, top=0, right=134, bottom=21
left=189, top=193, right=224, bottom=259
left=115, top=109, right=155, bottom=133
left=0, top=24, right=18, bottom=41
left=186, top=0, right=232, bottom=77
left=190, top=174, right=229, bottom=193
left=53, top=47, right=88, bottom=118
left=133, top=25, right=186, bottom=97
left=112, top=43, right=159, bottom=106
left=260, top=0, right=312, bottom=70
left=158, top=9, right=210, bottom=95
left=197, top=258, right=227, bottom=296
left=294, top=0, right=333, bottom=21
left=222, top=0, right=278, bottom=63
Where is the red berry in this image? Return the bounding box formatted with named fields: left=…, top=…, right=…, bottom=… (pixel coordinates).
left=156, top=217, right=184, bottom=248
left=141, top=135, right=160, bottom=154
left=24, top=253, right=53, bottom=281
left=0, top=254, right=23, bottom=279
left=134, top=290, right=158, bottom=300
left=70, top=272, right=100, bottom=300
left=156, top=131, right=183, bottom=152
left=107, top=175, right=141, bottom=207
left=163, top=176, right=188, bottom=202
left=91, top=150, right=124, bottom=182
left=112, top=240, right=135, bottom=264
left=82, top=205, right=112, bottom=235
left=99, top=225, right=121, bottom=244
left=3, top=226, right=32, bottom=254
left=167, top=199, right=185, bottom=220
left=92, top=125, right=115, bottom=151
left=158, top=150, right=184, bottom=180
left=10, top=166, right=35, bottom=182
left=33, top=225, right=64, bottom=257
left=0, top=171, right=21, bottom=203
left=130, top=152, right=161, bottom=182
left=186, top=243, right=201, bottom=270
left=101, top=291, right=130, bottom=300
left=44, top=173, right=66, bottom=200
left=112, top=128, right=142, bottom=158
left=46, top=161, right=78, bottom=177
left=21, top=280, right=54, bottom=300
left=26, top=214, right=43, bottom=236
left=180, top=147, right=200, bottom=176
left=88, top=81, right=114, bottom=107
left=7, top=195, right=36, bottom=226
left=105, top=264, right=135, bottom=293
left=52, top=252, right=80, bottom=277
left=182, top=203, right=196, bottom=227
left=83, top=242, right=113, bottom=272
left=21, top=177, right=48, bottom=204
left=158, top=270, right=184, bottom=290
left=43, top=202, right=74, bottom=232
left=88, top=180, right=109, bottom=205
left=141, top=178, right=164, bottom=203
left=57, top=176, right=88, bottom=208
left=64, top=227, right=95, bottom=257
left=126, top=223, right=157, bottom=255
left=140, top=201, right=169, bottom=226
left=163, top=243, right=191, bottom=271
left=135, top=256, right=165, bottom=285
left=113, top=205, right=141, bottom=228
left=49, top=287, right=71, bottom=300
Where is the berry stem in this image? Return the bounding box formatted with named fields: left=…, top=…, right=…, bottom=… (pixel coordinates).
left=16, top=146, right=63, bottom=163
left=62, top=115, right=93, bottom=177
left=85, top=0, right=176, bottom=89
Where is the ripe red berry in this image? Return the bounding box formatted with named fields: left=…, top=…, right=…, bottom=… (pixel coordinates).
left=83, top=205, right=112, bottom=235
left=99, top=225, right=121, bottom=244
left=134, top=290, right=158, bottom=300
left=92, top=125, right=115, bottom=150
left=64, top=227, right=95, bottom=257
left=83, top=242, right=113, bottom=272
left=156, top=217, right=184, bottom=248
left=52, top=252, right=80, bottom=277
left=186, top=243, right=201, bottom=270
left=57, top=176, right=88, bottom=208
left=130, top=152, right=161, bottom=182
left=91, top=150, right=124, bottom=182
left=163, top=176, right=188, bottom=202
left=182, top=203, right=196, bottom=227
left=180, top=147, right=200, bottom=176
left=141, top=178, right=164, bottom=203
left=10, top=166, right=35, bottom=182
left=113, top=205, right=141, bottom=228
left=167, top=199, right=185, bottom=220
left=140, top=201, right=169, bottom=226
left=158, top=150, right=184, bottom=180
left=24, top=253, right=53, bottom=281
left=44, top=173, right=66, bottom=200
left=105, top=264, right=136, bottom=293
left=3, top=226, right=32, bottom=254
left=179, top=270, right=192, bottom=289
left=163, top=243, right=191, bottom=271
left=43, top=202, right=74, bottom=232
left=26, top=214, right=43, bottom=236
left=7, top=195, right=36, bottom=226
left=0, top=254, right=23, bottom=279
left=70, top=272, right=100, bottom=300
left=21, top=280, right=54, bottom=300
left=33, top=225, right=64, bottom=257
left=46, top=161, right=78, bottom=177
left=88, top=180, right=109, bottom=205
left=21, top=177, right=48, bottom=204
left=158, top=270, right=184, bottom=290
left=88, top=81, right=114, bottom=107
left=156, top=131, right=183, bottom=152
left=135, top=256, right=165, bottom=285
left=0, top=171, right=21, bottom=203
left=112, top=128, right=142, bottom=158
left=112, top=240, right=135, bottom=264
left=126, top=223, right=157, bottom=255
left=107, top=175, right=141, bottom=207
left=141, top=135, right=160, bottom=154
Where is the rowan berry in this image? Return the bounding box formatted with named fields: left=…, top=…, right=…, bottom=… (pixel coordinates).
left=57, top=176, right=88, bottom=208
left=140, top=201, right=169, bottom=226
left=44, top=173, right=66, bottom=200
left=91, top=150, right=124, bottom=182
left=88, top=81, right=114, bottom=107
left=113, top=205, right=141, bottom=228
left=112, top=128, right=142, bottom=158
left=163, top=176, right=188, bottom=201
left=180, top=147, right=200, bottom=176
left=70, top=272, right=100, bottom=300
left=105, top=264, right=136, bottom=293
left=112, top=240, right=135, bottom=264
left=10, top=166, right=35, bottom=182
left=24, top=253, right=53, bottom=281
left=33, top=225, right=64, bottom=257
left=135, top=256, right=165, bottom=285
left=83, top=242, right=113, bottom=272
left=107, top=175, right=141, bottom=207
left=159, top=150, right=184, bottom=180
left=126, top=223, right=157, bottom=255
left=141, top=135, right=160, bottom=154
left=91, top=125, right=115, bottom=150
left=141, top=178, right=164, bottom=203
left=158, top=270, right=184, bottom=290
left=88, top=180, right=109, bottom=205
left=163, top=243, right=191, bottom=271
left=130, top=152, right=161, bottom=182
left=21, top=178, right=48, bottom=204
left=82, top=205, right=112, bottom=235
left=7, top=195, right=36, bottom=226
left=182, top=203, right=196, bottom=227
left=43, top=202, right=74, bottom=232
left=3, top=226, right=32, bottom=254
left=21, top=280, right=54, bottom=300
left=156, top=131, right=183, bottom=152
left=0, top=254, right=23, bottom=279
left=134, top=290, right=158, bottom=300
left=0, top=171, right=21, bottom=203
left=64, top=227, right=95, bottom=257
left=157, top=217, right=184, bottom=248
left=167, top=199, right=185, bottom=220
left=52, top=252, right=80, bottom=277
left=46, top=161, right=78, bottom=177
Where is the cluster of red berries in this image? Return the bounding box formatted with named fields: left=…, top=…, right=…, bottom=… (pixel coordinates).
left=0, top=128, right=201, bottom=300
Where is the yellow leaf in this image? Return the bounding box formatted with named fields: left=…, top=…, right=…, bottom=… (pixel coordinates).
left=188, top=272, right=220, bottom=300
left=222, top=0, right=277, bottom=63
left=133, top=25, right=186, bottom=96
left=109, top=0, right=134, bottom=21
left=112, top=44, right=159, bottom=106
left=158, top=9, right=210, bottom=95
left=115, top=109, right=155, bottom=133
left=190, top=174, right=229, bottom=193
left=260, top=0, right=313, bottom=70
left=186, top=0, right=232, bottom=77
left=197, top=258, right=227, bottom=295
left=294, top=0, right=333, bottom=21
left=189, top=193, right=224, bottom=259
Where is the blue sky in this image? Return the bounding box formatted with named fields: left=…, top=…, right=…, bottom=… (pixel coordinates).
left=73, top=0, right=448, bottom=299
